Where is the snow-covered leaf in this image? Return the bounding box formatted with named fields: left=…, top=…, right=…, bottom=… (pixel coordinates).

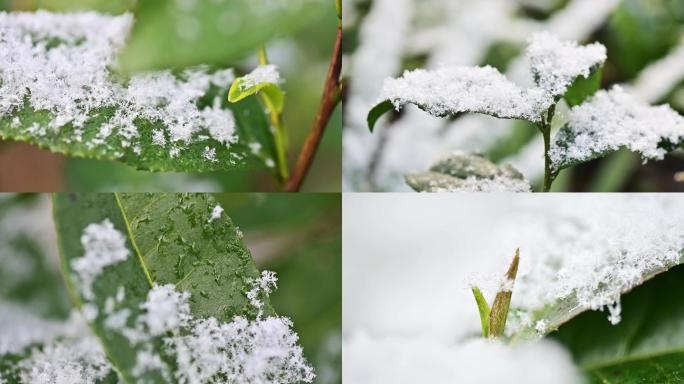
left=118, top=0, right=328, bottom=72
left=378, top=66, right=552, bottom=123
left=553, top=264, right=684, bottom=383
left=228, top=64, right=285, bottom=114
left=527, top=32, right=606, bottom=100
left=405, top=152, right=532, bottom=192
left=550, top=86, right=684, bottom=171
left=0, top=12, right=277, bottom=173
left=52, top=193, right=314, bottom=383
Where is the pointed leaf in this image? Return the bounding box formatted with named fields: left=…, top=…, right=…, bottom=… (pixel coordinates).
left=471, top=286, right=491, bottom=337
left=367, top=100, right=394, bottom=132
left=488, top=250, right=519, bottom=338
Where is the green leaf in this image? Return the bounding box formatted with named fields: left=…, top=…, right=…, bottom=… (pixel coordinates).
left=405, top=152, right=532, bottom=192
left=118, top=0, right=328, bottom=72
left=471, top=287, right=491, bottom=337
left=553, top=263, right=684, bottom=383
left=367, top=100, right=395, bottom=132
left=52, top=193, right=273, bottom=382
left=563, top=67, right=603, bottom=107
left=229, top=77, right=285, bottom=114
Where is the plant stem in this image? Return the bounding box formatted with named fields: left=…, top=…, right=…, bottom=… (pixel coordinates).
left=258, top=46, right=290, bottom=184
left=541, top=105, right=556, bottom=192
left=284, top=17, right=342, bottom=192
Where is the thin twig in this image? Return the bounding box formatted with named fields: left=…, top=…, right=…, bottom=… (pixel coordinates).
left=284, top=18, right=342, bottom=192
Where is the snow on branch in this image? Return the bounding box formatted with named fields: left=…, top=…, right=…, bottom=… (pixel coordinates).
left=527, top=32, right=606, bottom=98
left=550, top=86, right=684, bottom=171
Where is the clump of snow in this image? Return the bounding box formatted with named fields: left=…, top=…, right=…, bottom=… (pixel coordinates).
left=549, top=86, right=684, bottom=170
left=0, top=11, right=238, bottom=158
left=0, top=300, right=65, bottom=355
left=71, top=219, right=129, bottom=300
left=526, top=32, right=606, bottom=98
left=207, top=205, right=224, bottom=223
left=140, top=284, right=191, bottom=336
left=381, top=66, right=552, bottom=122
left=247, top=271, right=278, bottom=317
left=239, top=64, right=282, bottom=90
left=92, top=272, right=313, bottom=383
left=0, top=304, right=112, bottom=384
left=20, top=336, right=112, bottom=384
left=170, top=316, right=315, bottom=384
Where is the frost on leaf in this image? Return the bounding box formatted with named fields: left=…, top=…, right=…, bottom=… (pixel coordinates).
left=380, top=66, right=552, bottom=123
left=405, top=152, right=531, bottom=192
left=549, top=86, right=684, bottom=171
left=0, top=11, right=250, bottom=171
left=527, top=32, right=606, bottom=99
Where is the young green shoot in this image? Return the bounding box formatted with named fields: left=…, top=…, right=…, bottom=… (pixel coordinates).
left=472, top=248, right=520, bottom=338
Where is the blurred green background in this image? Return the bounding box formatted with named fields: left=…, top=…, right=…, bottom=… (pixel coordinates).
left=0, top=0, right=341, bottom=192
left=0, top=192, right=341, bottom=383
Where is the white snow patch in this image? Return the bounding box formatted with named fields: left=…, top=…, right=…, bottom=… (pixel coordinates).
left=527, top=32, right=606, bottom=98
left=239, top=64, right=281, bottom=90
left=208, top=205, right=224, bottom=223
left=71, top=219, right=129, bottom=300
left=140, top=284, right=191, bottom=336
left=381, top=66, right=552, bottom=122
left=550, top=86, right=684, bottom=170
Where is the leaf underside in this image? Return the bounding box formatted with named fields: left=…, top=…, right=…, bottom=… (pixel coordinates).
left=119, top=0, right=327, bottom=72
left=367, top=100, right=395, bottom=132
left=52, top=193, right=273, bottom=382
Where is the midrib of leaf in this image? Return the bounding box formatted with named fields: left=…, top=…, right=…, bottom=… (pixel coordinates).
left=114, top=193, right=154, bottom=288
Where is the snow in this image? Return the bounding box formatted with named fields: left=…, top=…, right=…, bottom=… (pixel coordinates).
left=344, top=333, right=580, bottom=384
left=20, top=336, right=112, bottom=384
left=246, top=270, right=278, bottom=317
left=526, top=32, right=606, bottom=98
left=0, top=11, right=238, bottom=157
left=0, top=303, right=112, bottom=384
left=343, top=194, right=684, bottom=382
left=90, top=272, right=313, bottom=383
left=140, top=284, right=191, bottom=336
left=239, top=64, right=281, bottom=89
left=71, top=219, right=130, bottom=300
left=550, top=86, right=684, bottom=170
left=381, top=66, right=552, bottom=123
left=208, top=205, right=224, bottom=223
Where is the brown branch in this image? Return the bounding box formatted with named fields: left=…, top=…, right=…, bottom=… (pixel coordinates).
left=284, top=23, right=342, bottom=192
